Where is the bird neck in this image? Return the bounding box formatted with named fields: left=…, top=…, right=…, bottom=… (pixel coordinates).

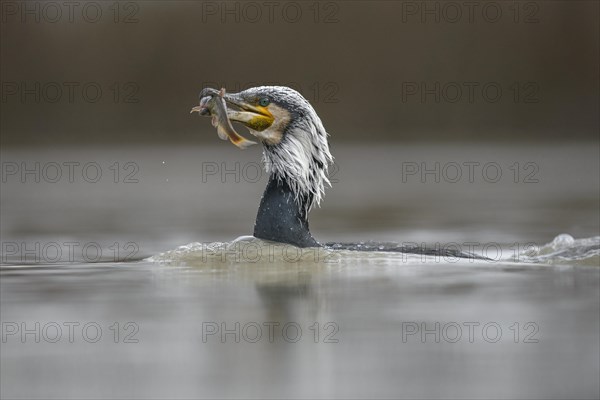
left=253, top=175, right=319, bottom=248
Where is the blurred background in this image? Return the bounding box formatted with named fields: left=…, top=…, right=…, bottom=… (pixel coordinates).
left=1, top=0, right=598, bottom=146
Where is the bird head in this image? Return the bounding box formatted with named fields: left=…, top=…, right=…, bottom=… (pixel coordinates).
left=200, top=86, right=334, bottom=213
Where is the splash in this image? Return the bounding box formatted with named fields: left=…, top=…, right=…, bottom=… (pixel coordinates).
left=148, top=234, right=600, bottom=268
left=515, top=234, right=600, bottom=266
left=147, top=236, right=487, bottom=267
left=147, top=236, right=339, bottom=267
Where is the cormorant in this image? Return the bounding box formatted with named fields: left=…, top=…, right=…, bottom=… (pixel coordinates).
left=196, top=86, right=483, bottom=259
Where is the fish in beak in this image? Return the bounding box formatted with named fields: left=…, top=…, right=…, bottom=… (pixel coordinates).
left=190, top=88, right=257, bottom=149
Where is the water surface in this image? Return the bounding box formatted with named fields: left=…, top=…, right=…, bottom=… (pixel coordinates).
left=1, top=143, right=599, bottom=399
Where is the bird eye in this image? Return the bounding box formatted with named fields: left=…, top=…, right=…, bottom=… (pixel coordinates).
left=258, top=97, right=270, bottom=107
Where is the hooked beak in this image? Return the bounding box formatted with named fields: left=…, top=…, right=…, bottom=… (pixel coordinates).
left=221, top=92, right=275, bottom=132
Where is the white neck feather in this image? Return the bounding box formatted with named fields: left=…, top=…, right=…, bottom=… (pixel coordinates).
left=262, top=112, right=333, bottom=214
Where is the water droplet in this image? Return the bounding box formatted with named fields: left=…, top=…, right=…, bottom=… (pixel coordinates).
left=552, top=234, right=575, bottom=249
